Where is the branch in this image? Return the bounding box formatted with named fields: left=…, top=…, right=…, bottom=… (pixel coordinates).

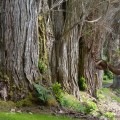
left=85, top=17, right=102, bottom=23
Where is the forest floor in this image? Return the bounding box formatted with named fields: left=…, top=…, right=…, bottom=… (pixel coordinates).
left=97, top=88, right=120, bottom=120
left=0, top=87, right=120, bottom=120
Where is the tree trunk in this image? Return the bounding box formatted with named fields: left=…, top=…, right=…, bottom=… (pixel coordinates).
left=104, top=6, right=120, bottom=88
left=49, top=0, right=82, bottom=99
left=49, top=0, right=105, bottom=98
left=0, top=0, right=41, bottom=101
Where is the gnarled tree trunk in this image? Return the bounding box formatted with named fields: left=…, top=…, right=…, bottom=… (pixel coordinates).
left=0, top=0, right=41, bottom=101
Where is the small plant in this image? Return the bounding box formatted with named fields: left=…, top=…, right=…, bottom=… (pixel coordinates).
left=52, top=82, right=63, bottom=101
left=104, top=112, right=115, bottom=120
left=38, top=60, right=47, bottom=73
left=86, top=101, right=98, bottom=113
left=58, top=92, right=87, bottom=113
left=97, top=89, right=105, bottom=100
left=33, top=83, right=57, bottom=106
left=16, top=98, right=33, bottom=107
left=78, top=77, right=87, bottom=91
left=33, top=83, right=51, bottom=102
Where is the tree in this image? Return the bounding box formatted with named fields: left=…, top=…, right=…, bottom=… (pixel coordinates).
left=101, top=3, right=120, bottom=88
left=48, top=0, right=81, bottom=98
left=0, top=0, right=41, bottom=101
left=96, top=60, right=120, bottom=88
left=47, top=0, right=107, bottom=98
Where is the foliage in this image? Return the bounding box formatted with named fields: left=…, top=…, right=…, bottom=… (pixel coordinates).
left=115, top=89, right=120, bottom=95
left=111, top=96, right=120, bottom=103
left=103, top=71, right=113, bottom=80
left=104, top=112, right=115, bottom=120
left=60, top=92, right=87, bottom=113
left=52, top=83, right=97, bottom=114
left=86, top=101, right=98, bottom=113
left=110, top=88, right=120, bottom=103
left=98, top=88, right=120, bottom=102
left=78, top=77, right=87, bottom=91
left=0, top=101, right=15, bottom=111
left=46, top=97, right=58, bottom=106
left=33, top=83, right=57, bottom=106
left=97, top=88, right=114, bottom=100
left=0, top=112, right=75, bottom=120
left=33, top=83, right=51, bottom=102
left=16, top=95, right=33, bottom=107
left=97, top=89, right=105, bottom=100
left=52, top=82, right=63, bottom=102
left=38, top=60, right=47, bottom=73
left=51, top=83, right=86, bottom=113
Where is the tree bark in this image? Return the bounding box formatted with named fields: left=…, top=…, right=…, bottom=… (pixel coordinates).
left=0, top=0, right=41, bottom=100
left=49, top=0, right=81, bottom=98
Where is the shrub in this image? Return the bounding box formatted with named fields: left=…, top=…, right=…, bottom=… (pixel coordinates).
left=58, top=92, right=87, bottom=113
left=47, top=97, right=58, bottom=106
left=78, top=77, right=87, bottom=91
left=33, top=83, right=57, bottom=106
left=33, top=83, right=51, bottom=102
left=0, top=101, right=16, bottom=111
left=52, top=82, right=63, bottom=102
left=16, top=98, right=33, bottom=107
left=86, top=101, right=98, bottom=113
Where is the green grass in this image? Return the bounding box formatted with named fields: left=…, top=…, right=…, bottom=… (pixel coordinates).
left=0, top=112, right=75, bottom=120
left=102, top=80, right=113, bottom=86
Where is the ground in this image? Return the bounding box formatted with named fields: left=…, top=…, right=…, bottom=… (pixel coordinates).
left=0, top=80, right=120, bottom=120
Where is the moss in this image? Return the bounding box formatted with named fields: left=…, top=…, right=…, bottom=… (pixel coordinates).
left=78, top=77, right=87, bottom=91
left=0, top=71, right=10, bottom=82
left=8, top=91, right=14, bottom=98
left=16, top=94, right=33, bottom=107
left=0, top=100, right=16, bottom=111
left=46, top=97, right=58, bottom=107
left=38, top=60, right=47, bottom=73
left=38, top=15, right=48, bottom=63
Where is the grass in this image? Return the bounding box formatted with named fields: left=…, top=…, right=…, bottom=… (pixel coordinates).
left=0, top=112, right=75, bottom=120
left=99, top=88, right=120, bottom=103
left=102, top=79, right=113, bottom=86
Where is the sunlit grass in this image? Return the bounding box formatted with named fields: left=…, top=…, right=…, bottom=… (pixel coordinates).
left=97, top=88, right=120, bottom=103
left=102, top=79, right=113, bottom=86
left=0, top=112, right=75, bottom=120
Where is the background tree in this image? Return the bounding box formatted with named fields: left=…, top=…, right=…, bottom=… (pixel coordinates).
left=102, top=2, right=120, bottom=88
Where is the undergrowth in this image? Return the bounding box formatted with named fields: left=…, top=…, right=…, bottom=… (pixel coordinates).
left=33, top=83, right=58, bottom=106
left=52, top=82, right=98, bottom=114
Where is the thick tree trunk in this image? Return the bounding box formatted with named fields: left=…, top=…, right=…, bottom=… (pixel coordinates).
left=49, top=0, right=81, bottom=98
left=0, top=0, right=41, bottom=101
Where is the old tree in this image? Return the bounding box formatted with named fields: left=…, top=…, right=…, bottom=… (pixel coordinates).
left=0, top=0, right=41, bottom=100
left=0, top=0, right=120, bottom=102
